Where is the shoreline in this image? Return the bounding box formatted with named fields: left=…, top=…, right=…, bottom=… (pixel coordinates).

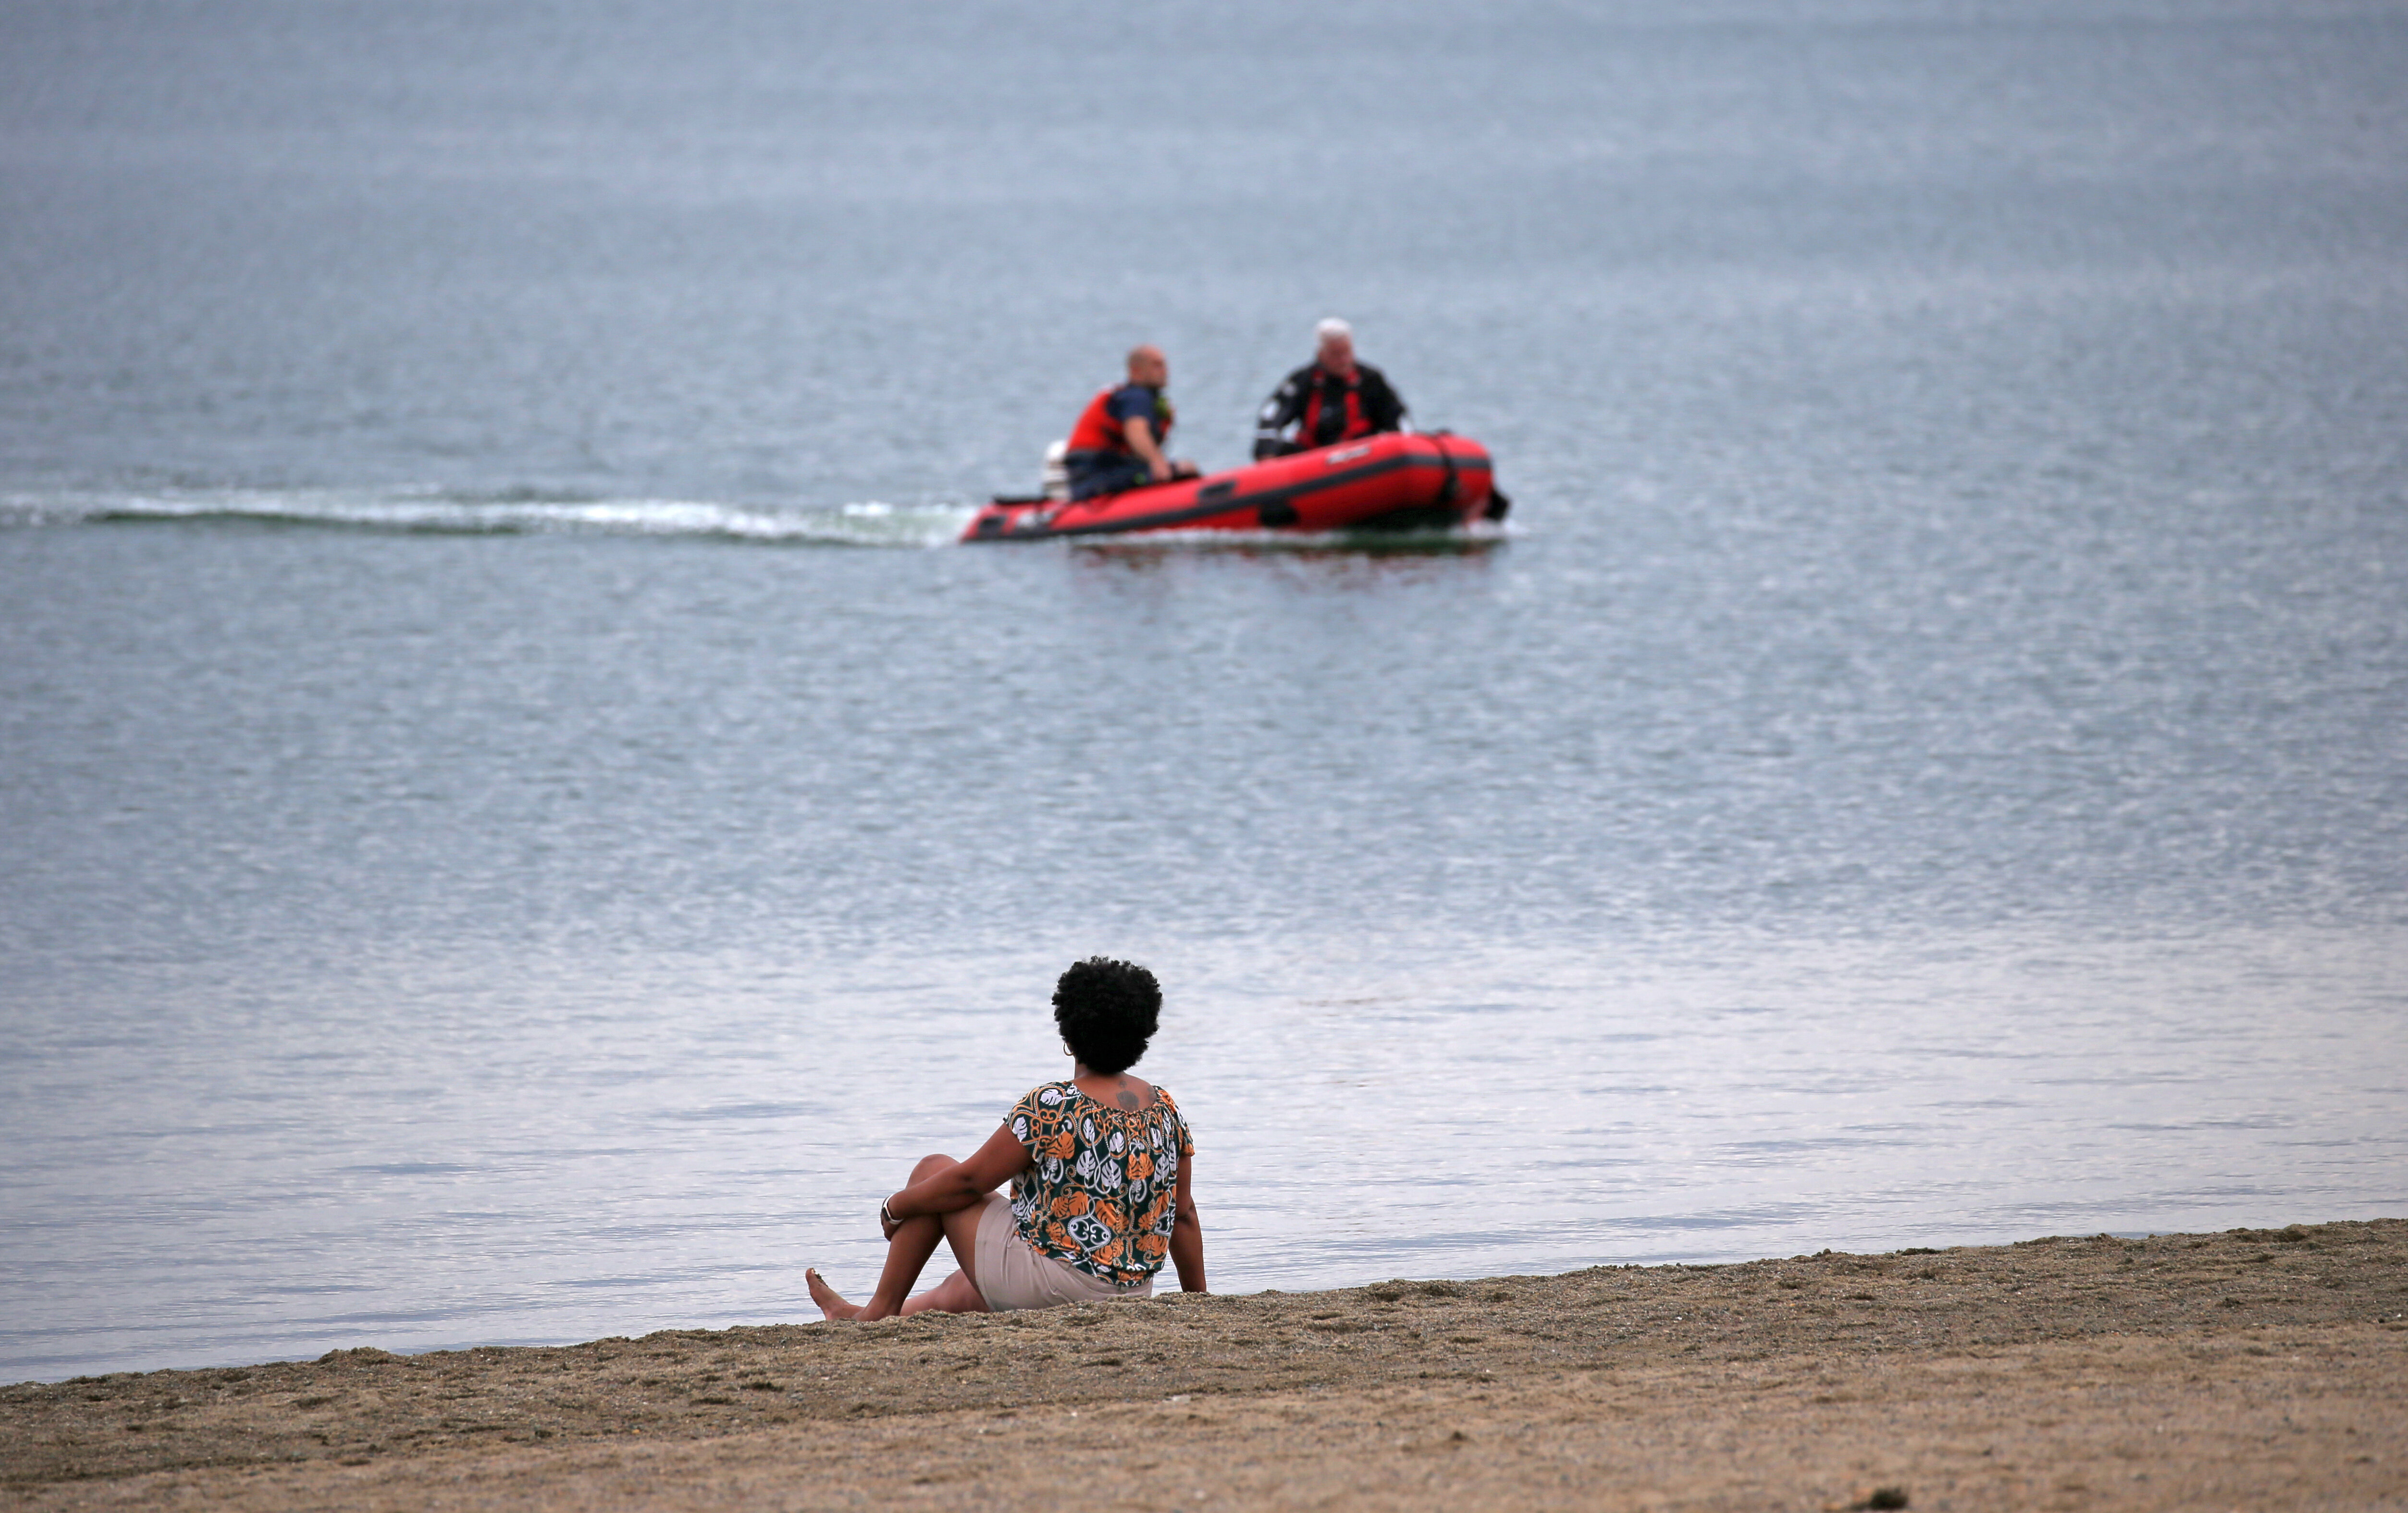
left=5, top=1218, right=2402, bottom=1510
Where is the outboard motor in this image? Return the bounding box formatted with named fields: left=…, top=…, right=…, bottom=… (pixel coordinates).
left=1041, top=439, right=1070, bottom=502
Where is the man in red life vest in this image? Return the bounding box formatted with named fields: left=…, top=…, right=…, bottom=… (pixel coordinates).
left=1251, top=318, right=1409, bottom=460
left=1063, top=344, right=1199, bottom=501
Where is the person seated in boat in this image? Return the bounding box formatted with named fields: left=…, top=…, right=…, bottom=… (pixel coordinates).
left=805, top=957, right=1206, bottom=1321
left=1251, top=317, right=1410, bottom=459
left=1062, top=345, right=1201, bottom=501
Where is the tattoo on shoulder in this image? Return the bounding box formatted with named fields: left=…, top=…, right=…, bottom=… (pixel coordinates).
left=1116, top=1087, right=1140, bottom=1109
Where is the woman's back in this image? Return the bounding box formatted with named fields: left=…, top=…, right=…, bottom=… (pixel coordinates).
left=1008, top=1079, right=1191, bottom=1285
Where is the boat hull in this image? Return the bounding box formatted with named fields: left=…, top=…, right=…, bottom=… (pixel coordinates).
left=961, top=432, right=1501, bottom=543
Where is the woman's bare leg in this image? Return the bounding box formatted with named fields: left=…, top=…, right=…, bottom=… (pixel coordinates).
left=811, top=1154, right=993, bottom=1322
left=898, top=1263, right=985, bottom=1316
left=898, top=1203, right=990, bottom=1316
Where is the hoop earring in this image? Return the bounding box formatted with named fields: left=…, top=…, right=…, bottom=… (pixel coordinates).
left=1062, top=1042, right=1075, bottom=1059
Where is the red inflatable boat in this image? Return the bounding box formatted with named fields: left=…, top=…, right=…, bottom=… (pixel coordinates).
left=960, top=432, right=1506, bottom=543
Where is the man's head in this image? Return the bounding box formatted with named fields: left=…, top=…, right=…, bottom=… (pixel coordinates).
left=1053, top=957, right=1162, bottom=1076
left=1314, top=318, right=1356, bottom=377
left=1126, top=344, right=1169, bottom=388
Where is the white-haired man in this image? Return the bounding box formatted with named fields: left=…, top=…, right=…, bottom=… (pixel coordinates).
left=1251, top=318, right=1410, bottom=460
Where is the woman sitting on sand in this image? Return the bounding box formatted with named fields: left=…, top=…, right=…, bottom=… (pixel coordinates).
left=807, top=957, right=1205, bottom=1320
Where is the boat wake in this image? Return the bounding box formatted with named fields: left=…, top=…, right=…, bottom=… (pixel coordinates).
left=0, top=487, right=980, bottom=548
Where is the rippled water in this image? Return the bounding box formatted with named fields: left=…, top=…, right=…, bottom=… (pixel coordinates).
left=3, top=0, right=2406, bottom=1380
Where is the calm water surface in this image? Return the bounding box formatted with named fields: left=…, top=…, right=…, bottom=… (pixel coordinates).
left=3, top=0, right=2405, bottom=1380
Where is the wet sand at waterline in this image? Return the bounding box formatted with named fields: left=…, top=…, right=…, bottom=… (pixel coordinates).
left=7, top=1220, right=2401, bottom=1511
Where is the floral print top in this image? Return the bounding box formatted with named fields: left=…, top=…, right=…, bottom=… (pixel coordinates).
left=1007, top=1080, right=1193, bottom=1285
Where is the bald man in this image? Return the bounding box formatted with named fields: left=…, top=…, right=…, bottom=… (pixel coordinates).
left=1062, top=345, right=1200, bottom=501
left=1252, top=318, right=1409, bottom=460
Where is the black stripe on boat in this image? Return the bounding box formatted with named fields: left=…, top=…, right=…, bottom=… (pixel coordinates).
left=998, top=452, right=1489, bottom=541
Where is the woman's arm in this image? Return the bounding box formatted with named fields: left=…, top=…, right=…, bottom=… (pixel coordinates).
left=881, top=1121, right=1030, bottom=1237
left=1168, top=1152, right=1206, bottom=1294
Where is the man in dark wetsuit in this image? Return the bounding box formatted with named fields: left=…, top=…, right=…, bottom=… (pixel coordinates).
left=1251, top=318, right=1409, bottom=460
left=1062, top=345, right=1200, bottom=501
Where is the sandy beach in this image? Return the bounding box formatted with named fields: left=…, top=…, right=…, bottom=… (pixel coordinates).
left=6, top=1218, right=2401, bottom=1511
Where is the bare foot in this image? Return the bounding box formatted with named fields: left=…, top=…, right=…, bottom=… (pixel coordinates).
left=806, top=1267, right=861, bottom=1321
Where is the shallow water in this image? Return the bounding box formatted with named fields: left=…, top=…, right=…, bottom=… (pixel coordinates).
left=3, top=0, right=2406, bottom=1380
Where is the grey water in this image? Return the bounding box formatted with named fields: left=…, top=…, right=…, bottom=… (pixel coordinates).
left=4, top=0, right=2407, bottom=1383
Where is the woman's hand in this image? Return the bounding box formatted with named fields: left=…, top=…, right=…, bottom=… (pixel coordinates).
left=879, top=1196, right=902, bottom=1241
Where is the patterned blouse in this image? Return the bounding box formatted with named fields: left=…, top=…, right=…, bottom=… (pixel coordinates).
left=1007, top=1080, right=1194, bottom=1285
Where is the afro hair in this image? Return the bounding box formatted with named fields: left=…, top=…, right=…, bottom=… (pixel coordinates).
left=1052, top=957, right=1161, bottom=1076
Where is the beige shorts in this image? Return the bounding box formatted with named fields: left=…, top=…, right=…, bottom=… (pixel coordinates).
left=971, top=1193, right=1155, bottom=1313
